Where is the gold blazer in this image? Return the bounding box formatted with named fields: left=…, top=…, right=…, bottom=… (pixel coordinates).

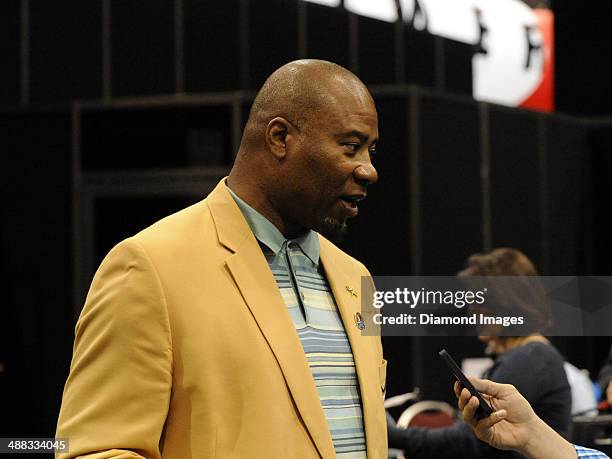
left=57, top=180, right=387, bottom=458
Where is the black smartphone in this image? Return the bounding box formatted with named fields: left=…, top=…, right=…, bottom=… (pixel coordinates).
left=439, top=349, right=493, bottom=418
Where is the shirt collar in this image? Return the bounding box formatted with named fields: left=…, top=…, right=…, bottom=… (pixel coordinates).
left=226, top=184, right=320, bottom=265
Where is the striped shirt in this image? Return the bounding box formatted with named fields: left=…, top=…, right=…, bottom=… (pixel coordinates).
left=228, top=186, right=366, bottom=458
left=575, top=445, right=610, bottom=458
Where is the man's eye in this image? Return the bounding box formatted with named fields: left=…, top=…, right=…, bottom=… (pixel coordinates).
left=343, top=143, right=359, bottom=152
left=369, top=148, right=377, bottom=158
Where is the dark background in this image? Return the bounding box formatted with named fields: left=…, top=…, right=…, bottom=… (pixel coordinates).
left=1, top=0, right=611, bottom=440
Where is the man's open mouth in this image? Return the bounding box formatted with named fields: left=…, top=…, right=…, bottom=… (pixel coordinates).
left=340, top=195, right=366, bottom=208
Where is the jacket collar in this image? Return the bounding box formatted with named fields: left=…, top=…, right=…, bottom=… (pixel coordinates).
left=225, top=184, right=320, bottom=265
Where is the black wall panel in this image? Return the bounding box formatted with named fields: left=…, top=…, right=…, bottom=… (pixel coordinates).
left=0, top=110, right=72, bottom=435
left=305, top=3, right=349, bottom=68
left=588, top=123, right=612, bottom=274
left=420, top=94, right=482, bottom=275
left=0, top=0, right=20, bottom=105
left=489, top=106, right=542, bottom=268
left=357, top=15, right=396, bottom=84
left=554, top=1, right=612, bottom=115
left=405, top=29, right=435, bottom=89
left=545, top=116, right=588, bottom=275
left=405, top=30, right=473, bottom=95
left=248, top=0, right=299, bottom=90
left=441, top=38, right=473, bottom=95
left=6, top=0, right=477, bottom=103
left=184, top=0, right=241, bottom=92
left=81, top=106, right=233, bottom=171
left=111, top=0, right=175, bottom=97
left=30, top=1, right=101, bottom=102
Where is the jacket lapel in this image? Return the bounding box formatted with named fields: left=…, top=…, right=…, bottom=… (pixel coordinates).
left=207, top=181, right=336, bottom=458
left=319, top=238, right=380, bottom=458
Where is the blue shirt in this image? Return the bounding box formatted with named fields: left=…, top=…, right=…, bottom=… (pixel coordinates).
left=575, top=445, right=610, bottom=458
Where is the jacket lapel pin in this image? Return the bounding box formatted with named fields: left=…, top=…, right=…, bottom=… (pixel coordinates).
left=354, top=312, right=366, bottom=330
left=345, top=285, right=358, bottom=298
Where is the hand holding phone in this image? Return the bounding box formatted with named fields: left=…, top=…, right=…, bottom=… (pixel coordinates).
left=439, top=349, right=493, bottom=418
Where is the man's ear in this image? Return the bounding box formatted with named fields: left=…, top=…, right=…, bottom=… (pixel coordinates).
left=265, top=117, right=296, bottom=160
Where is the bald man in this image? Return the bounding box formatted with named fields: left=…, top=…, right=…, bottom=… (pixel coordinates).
left=56, top=60, right=387, bottom=459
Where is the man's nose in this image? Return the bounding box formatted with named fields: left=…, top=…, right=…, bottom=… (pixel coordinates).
left=354, top=162, right=378, bottom=186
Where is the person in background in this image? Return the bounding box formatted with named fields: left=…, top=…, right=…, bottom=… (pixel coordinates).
left=456, top=377, right=610, bottom=459
left=387, top=248, right=571, bottom=458
left=599, top=346, right=612, bottom=406
left=461, top=248, right=570, bottom=438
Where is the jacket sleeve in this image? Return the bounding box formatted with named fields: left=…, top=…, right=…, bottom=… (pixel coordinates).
left=56, top=238, right=173, bottom=459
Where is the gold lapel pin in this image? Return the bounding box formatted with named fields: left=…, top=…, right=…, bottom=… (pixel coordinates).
left=345, top=285, right=358, bottom=298
left=354, top=312, right=366, bottom=330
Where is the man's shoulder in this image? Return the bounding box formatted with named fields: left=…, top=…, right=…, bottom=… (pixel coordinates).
left=123, top=197, right=217, bottom=256
left=140, top=197, right=209, bottom=231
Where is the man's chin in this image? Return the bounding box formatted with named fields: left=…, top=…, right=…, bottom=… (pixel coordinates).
left=317, top=217, right=348, bottom=243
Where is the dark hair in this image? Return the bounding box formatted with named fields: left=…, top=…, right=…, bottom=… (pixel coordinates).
left=458, top=248, right=551, bottom=334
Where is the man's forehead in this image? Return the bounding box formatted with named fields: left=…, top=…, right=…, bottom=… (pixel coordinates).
left=305, top=74, right=378, bottom=132
left=330, top=81, right=373, bottom=105
left=328, top=104, right=378, bottom=129
left=321, top=87, right=376, bottom=117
